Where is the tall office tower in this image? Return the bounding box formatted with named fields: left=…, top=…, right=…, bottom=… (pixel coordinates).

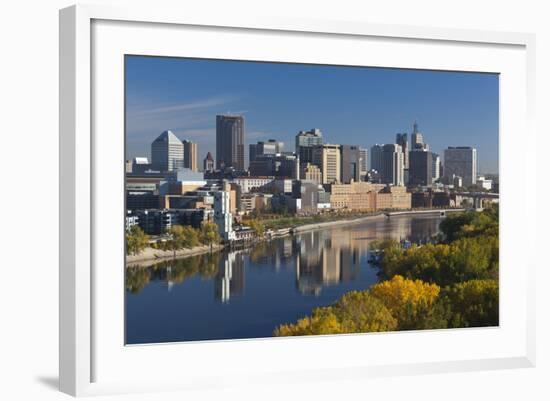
left=395, top=133, right=409, bottom=168
left=444, top=146, right=477, bottom=187
left=151, top=130, right=184, bottom=172
left=370, top=144, right=384, bottom=172
left=216, top=115, right=245, bottom=170
left=249, top=139, right=284, bottom=163
left=203, top=152, right=215, bottom=172
left=408, top=150, right=433, bottom=186
left=213, top=181, right=235, bottom=242
left=431, top=152, right=441, bottom=181
left=411, top=121, right=427, bottom=150
left=359, top=147, right=368, bottom=179
left=312, top=144, right=341, bottom=184
left=381, top=144, right=405, bottom=186
left=340, top=145, right=361, bottom=183
left=182, top=140, right=198, bottom=171
left=295, top=128, right=323, bottom=164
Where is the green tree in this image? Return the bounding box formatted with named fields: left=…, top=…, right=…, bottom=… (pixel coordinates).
left=248, top=219, right=265, bottom=237
left=331, top=291, right=398, bottom=333
left=126, top=225, right=149, bottom=255
left=442, top=279, right=499, bottom=328
left=439, top=206, right=498, bottom=243
left=166, top=225, right=201, bottom=257
left=200, top=221, right=221, bottom=252
left=439, top=212, right=477, bottom=242
left=378, top=207, right=499, bottom=287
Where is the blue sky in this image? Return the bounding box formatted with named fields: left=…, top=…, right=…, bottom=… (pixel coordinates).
left=126, top=55, right=499, bottom=174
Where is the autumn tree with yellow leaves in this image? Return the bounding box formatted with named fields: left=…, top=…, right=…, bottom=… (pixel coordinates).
left=274, top=276, right=443, bottom=336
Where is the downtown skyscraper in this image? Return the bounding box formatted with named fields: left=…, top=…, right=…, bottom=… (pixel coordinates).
left=395, top=133, right=409, bottom=168
left=216, top=115, right=245, bottom=171
left=409, top=150, right=433, bottom=186
left=381, top=144, right=405, bottom=186
left=359, top=147, right=368, bottom=180
left=151, top=130, right=184, bottom=172
left=340, top=145, right=361, bottom=183
left=444, top=146, right=477, bottom=187
left=295, top=129, right=323, bottom=164
left=249, top=139, right=284, bottom=163
left=411, top=121, right=429, bottom=151
left=182, top=139, right=198, bottom=171
left=370, top=144, right=384, bottom=172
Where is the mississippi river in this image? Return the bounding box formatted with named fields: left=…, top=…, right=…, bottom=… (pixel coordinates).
left=126, top=214, right=444, bottom=344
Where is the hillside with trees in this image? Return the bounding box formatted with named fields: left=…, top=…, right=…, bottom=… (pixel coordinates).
left=275, top=206, right=499, bottom=336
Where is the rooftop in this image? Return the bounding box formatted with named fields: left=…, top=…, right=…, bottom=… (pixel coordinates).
left=153, top=130, right=182, bottom=144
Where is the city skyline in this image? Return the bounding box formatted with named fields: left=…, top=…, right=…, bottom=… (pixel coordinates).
left=126, top=55, right=499, bottom=174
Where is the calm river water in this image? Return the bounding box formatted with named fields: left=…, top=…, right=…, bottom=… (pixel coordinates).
left=126, top=214, right=444, bottom=344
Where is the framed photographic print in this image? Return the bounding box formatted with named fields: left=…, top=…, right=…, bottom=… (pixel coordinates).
left=59, top=4, right=536, bottom=397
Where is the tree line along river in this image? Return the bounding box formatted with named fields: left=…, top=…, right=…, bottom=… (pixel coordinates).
left=125, top=214, right=445, bottom=344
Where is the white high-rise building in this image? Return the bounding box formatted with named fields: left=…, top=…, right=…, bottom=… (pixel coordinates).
left=151, top=130, right=184, bottom=172
left=431, top=153, right=441, bottom=181
left=214, top=182, right=235, bottom=242
left=444, top=147, right=477, bottom=187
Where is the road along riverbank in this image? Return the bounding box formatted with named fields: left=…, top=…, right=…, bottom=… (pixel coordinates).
left=292, top=213, right=386, bottom=234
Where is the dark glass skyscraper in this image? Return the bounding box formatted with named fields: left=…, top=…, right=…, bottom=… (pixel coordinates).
left=249, top=139, right=284, bottom=163
left=295, top=129, right=323, bottom=165
left=443, top=146, right=477, bottom=187
left=409, top=150, right=433, bottom=186
left=216, top=115, right=245, bottom=171
left=370, top=144, right=384, bottom=172
left=340, top=145, right=361, bottom=183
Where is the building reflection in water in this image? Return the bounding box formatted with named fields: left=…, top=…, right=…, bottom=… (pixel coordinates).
left=292, top=216, right=439, bottom=296
left=132, top=216, right=443, bottom=301
left=295, top=230, right=362, bottom=295
left=214, top=252, right=245, bottom=303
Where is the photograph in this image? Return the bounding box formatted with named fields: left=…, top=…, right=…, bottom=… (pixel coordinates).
left=124, top=55, right=499, bottom=344
left=2, top=0, right=545, bottom=398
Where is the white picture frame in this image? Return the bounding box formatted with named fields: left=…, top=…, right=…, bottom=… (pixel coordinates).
left=59, top=3, right=536, bottom=397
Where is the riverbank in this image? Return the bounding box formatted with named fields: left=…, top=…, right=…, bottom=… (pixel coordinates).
left=126, top=243, right=224, bottom=266
left=126, top=208, right=460, bottom=265
left=293, top=208, right=464, bottom=234
left=292, top=212, right=385, bottom=234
